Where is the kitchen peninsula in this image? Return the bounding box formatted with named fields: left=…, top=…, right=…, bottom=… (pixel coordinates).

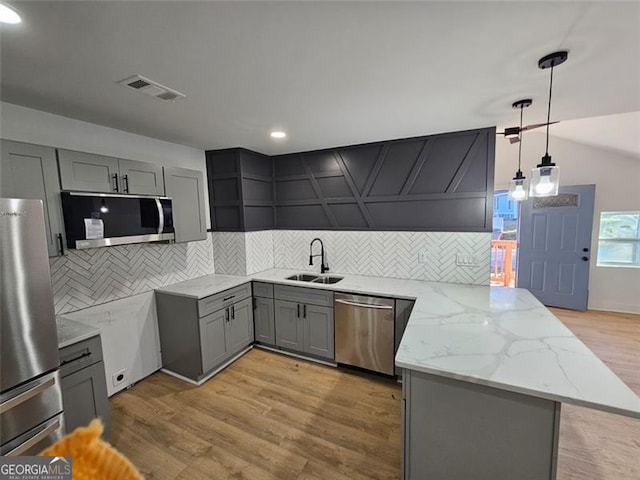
left=155, top=268, right=640, bottom=480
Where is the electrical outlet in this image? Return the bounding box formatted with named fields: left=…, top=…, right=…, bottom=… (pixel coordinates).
left=456, top=254, right=479, bottom=267
left=112, top=368, right=127, bottom=388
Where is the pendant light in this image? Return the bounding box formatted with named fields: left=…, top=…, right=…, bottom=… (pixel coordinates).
left=508, top=99, right=532, bottom=201
left=530, top=51, right=568, bottom=197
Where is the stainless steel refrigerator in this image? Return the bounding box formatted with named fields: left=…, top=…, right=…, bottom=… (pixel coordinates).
left=1, top=198, right=64, bottom=456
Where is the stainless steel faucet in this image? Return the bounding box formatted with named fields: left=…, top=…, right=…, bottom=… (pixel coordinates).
left=309, top=238, right=329, bottom=274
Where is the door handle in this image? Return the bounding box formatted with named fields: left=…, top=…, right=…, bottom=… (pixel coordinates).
left=6, top=418, right=61, bottom=457
left=57, top=233, right=64, bottom=256
left=582, top=256, right=589, bottom=261
left=123, top=174, right=129, bottom=193
left=112, top=173, right=119, bottom=192
left=303, top=304, right=307, bottom=318
left=297, top=304, right=300, bottom=318
left=0, top=376, right=56, bottom=414
left=231, top=305, right=235, bottom=320
left=225, top=308, right=230, bottom=322
left=583, top=247, right=589, bottom=252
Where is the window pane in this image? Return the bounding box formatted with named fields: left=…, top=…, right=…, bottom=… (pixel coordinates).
left=599, top=212, right=640, bottom=239
left=597, top=241, right=636, bottom=264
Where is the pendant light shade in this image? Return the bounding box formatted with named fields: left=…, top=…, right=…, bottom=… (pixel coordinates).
left=530, top=51, right=567, bottom=197
left=508, top=99, right=531, bottom=201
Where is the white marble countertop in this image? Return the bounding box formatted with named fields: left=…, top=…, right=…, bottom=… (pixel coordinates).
left=56, top=316, right=100, bottom=349
left=155, top=268, right=640, bottom=419
left=154, top=273, right=251, bottom=299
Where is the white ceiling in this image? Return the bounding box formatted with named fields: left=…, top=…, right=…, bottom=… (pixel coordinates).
left=1, top=1, right=639, bottom=155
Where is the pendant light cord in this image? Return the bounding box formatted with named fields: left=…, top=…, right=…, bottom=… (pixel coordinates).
left=518, top=105, right=524, bottom=172
left=545, top=63, right=555, bottom=156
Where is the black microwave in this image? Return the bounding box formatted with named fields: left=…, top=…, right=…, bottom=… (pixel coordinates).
left=61, top=192, right=174, bottom=249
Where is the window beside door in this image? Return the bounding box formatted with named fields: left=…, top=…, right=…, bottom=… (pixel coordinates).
left=597, top=211, right=640, bottom=267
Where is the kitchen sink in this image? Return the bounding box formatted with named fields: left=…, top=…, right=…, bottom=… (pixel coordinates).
left=286, top=273, right=319, bottom=282
left=311, top=276, right=344, bottom=284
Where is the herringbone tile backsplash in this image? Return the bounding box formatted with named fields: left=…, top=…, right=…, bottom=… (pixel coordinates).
left=50, top=234, right=215, bottom=314
left=272, top=230, right=490, bottom=285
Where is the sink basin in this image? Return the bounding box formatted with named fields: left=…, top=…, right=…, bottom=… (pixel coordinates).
left=311, top=276, right=344, bottom=284
left=286, top=273, right=319, bottom=282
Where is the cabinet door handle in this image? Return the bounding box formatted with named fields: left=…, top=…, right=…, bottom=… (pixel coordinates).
left=57, top=233, right=64, bottom=256
left=231, top=305, right=235, bottom=320
left=123, top=174, right=129, bottom=193
left=297, top=304, right=300, bottom=318
left=303, top=304, right=307, bottom=318
left=112, top=173, right=119, bottom=192
left=225, top=308, right=230, bottom=322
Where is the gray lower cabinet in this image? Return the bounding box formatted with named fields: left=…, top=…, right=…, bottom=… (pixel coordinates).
left=274, top=292, right=334, bottom=361
left=275, top=300, right=304, bottom=351
left=1, top=140, right=66, bottom=257
left=253, top=297, right=276, bottom=345
left=164, top=166, right=208, bottom=243
left=59, top=335, right=110, bottom=439
left=156, top=285, right=253, bottom=382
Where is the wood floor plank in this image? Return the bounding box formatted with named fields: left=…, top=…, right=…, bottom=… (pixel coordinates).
left=110, top=310, right=640, bottom=480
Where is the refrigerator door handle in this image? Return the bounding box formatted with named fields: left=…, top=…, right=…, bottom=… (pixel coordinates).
left=5, top=417, right=61, bottom=457
left=0, top=376, right=55, bottom=414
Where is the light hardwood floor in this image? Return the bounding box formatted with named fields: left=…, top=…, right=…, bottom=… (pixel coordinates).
left=109, top=309, right=640, bottom=480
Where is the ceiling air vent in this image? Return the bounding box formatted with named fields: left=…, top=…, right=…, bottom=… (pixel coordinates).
left=117, top=74, right=185, bottom=102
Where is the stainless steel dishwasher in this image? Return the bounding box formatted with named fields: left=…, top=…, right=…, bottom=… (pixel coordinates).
left=334, top=293, right=395, bottom=375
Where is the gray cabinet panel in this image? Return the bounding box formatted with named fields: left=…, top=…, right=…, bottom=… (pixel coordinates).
left=403, top=370, right=559, bottom=480
left=198, top=283, right=252, bottom=318
left=118, top=159, right=165, bottom=195
left=303, top=304, right=334, bottom=360
left=164, top=166, right=207, bottom=242
left=61, top=361, right=110, bottom=438
left=227, top=297, right=254, bottom=353
left=253, top=297, right=275, bottom=345
left=274, top=300, right=303, bottom=351
left=58, top=149, right=120, bottom=193
left=200, top=309, right=230, bottom=373
left=253, top=282, right=274, bottom=298
left=274, top=285, right=334, bottom=307
left=1, top=140, right=65, bottom=256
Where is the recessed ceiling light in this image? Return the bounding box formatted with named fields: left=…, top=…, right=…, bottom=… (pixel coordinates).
left=0, top=3, right=21, bottom=24
left=270, top=131, right=286, bottom=139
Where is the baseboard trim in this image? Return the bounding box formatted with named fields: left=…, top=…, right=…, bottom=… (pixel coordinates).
left=587, top=302, right=640, bottom=315
left=160, top=345, right=254, bottom=385
left=254, top=344, right=337, bottom=368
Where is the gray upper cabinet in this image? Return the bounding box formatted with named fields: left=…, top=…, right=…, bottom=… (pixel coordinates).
left=275, top=300, right=304, bottom=351
left=1, top=140, right=66, bottom=256
left=58, top=149, right=120, bottom=193
left=164, top=166, right=207, bottom=243
left=117, top=159, right=165, bottom=195
left=58, top=149, right=165, bottom=195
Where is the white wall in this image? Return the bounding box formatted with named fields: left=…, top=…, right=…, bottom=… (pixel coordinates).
left=0, top=101, right=210, bottom=226
left=495, top=133, right=640, bottom=313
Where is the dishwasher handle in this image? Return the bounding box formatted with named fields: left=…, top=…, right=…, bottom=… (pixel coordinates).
left=335, top=299, right=394, bottom=310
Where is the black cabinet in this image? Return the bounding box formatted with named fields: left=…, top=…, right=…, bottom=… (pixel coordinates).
left=59, top=336, right=110, bottom=439
left=206, top=127, right=495, bottom=232
left=206, top=148, right=274, bottom=231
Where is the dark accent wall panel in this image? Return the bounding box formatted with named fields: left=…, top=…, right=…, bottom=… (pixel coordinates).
left=206, top=148, right=274, bottom=231
left=272, top=127, right=495, bottom=232
left=207, top=127, right=495, bottom=232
